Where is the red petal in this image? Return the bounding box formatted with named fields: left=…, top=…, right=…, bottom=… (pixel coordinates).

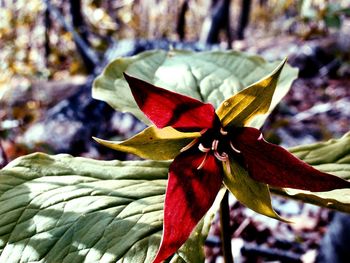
left=231, top=127, right=350, bottom=192
left=153, top=150, right=222, bottom=263
left=124, top=73, right=217, bottom=131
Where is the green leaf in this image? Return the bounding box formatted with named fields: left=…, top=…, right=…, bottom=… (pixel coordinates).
left=93, top=50, right=298, bottom=126
left=0, top=153, right=211, bottom=262
left=216, top=58, right=286, bottom=128
left=223, top=159, right=288, bottom=222
left=340, top=7, right=350, bottom=16
left=272, top=132, right=350, bottom=213
left=324, top=15, right=341, bottom=28
left=94, top=126, right=200, bottom=160
left=289, top=132, right=350, bottom=173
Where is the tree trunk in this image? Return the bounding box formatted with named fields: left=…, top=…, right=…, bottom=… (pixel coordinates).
left=177, top=0, right=189, bottom=40
left=69, top=0, right=96, bottom=73
left=44, top=2, right=51, bottom=69
left=200, top=0, right=232, bottom=47
left=237, top=0, right=251, bottom=40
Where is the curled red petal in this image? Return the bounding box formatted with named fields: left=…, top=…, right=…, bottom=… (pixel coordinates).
left=124, top=73, right=217, bottom=131
left=231, top=127, right=350, bottom=192
left=153, top=150, right=222, bottom=263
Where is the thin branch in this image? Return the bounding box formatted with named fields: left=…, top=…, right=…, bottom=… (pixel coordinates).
left=44, top=0, right=100, bottom=72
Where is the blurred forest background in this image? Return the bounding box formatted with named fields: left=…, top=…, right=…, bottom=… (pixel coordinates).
left=1, top=0, right=350, bottom=262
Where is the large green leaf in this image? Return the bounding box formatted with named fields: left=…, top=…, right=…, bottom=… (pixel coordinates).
left=272, top=132, right=350, bottom=213
left=289, top=132, right=350, bottom=171
left=93, top=50, right=298, bottom=125
left=0, top=153, right=213, bottom=263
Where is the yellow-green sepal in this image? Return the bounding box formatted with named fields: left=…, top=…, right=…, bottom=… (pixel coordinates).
left=93, top=126, right=201, bottom=160
left=216, top=58, right=287, bottom=128
left=223, top=158, right=289, bottom=222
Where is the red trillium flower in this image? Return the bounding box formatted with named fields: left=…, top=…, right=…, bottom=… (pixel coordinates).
left=95, top=72, right=350, bottom=263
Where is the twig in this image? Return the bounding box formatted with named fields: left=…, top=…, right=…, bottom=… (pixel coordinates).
left=220, top=190, right=234, bottom=263
left=233, top=217, right=250, bottom=238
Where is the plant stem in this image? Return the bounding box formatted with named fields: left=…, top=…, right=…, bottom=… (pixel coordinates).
left=220, top=190, right=234, bottom=263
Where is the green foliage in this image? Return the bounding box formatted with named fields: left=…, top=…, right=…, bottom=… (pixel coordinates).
left=93, top=50, right=298, bottom=126
left=300, top=0, right=350, bottom=29
left=0, top=153, right=215, bottom=262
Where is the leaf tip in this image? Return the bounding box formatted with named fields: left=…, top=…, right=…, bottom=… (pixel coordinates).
left=122, top=71, right=130, bottom=78
left=271, top=57, right=287, bottom=77
left=92, top=136, right=102, bottom=144
left=122, top=72, right=134, bottom=85
left=92, top=137, right=120, bottom=150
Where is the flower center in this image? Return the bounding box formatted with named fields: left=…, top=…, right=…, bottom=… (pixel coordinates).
left=195, top=127, right=241, bottom=170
